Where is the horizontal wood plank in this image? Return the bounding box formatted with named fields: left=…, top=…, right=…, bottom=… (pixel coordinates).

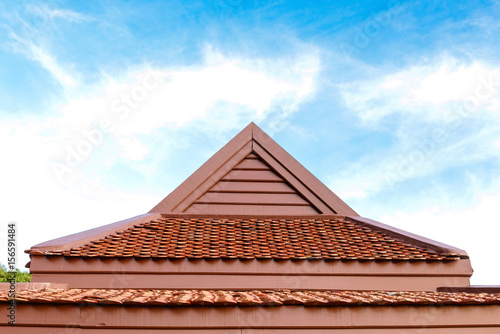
left=222, top=170, right=283, bottom=182
left=233, top=158, right=270, bottom=170
left=209, top=181, right=296, bottom=193
left=196, top=192, right=310, bottom=205
left=185, top=204, right=319, bottom=215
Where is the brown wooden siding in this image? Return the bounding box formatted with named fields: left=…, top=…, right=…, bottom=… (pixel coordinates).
left=185, top=153, right=320, bottom=215
left=29, top=257, right=472, bottom=290
left=3, top=304, right=500, bottom=332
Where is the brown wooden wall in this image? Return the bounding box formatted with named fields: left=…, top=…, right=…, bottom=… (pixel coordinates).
left=30, top=257, right=472, bottom=290
left=2, top=303, right=500, bottom=332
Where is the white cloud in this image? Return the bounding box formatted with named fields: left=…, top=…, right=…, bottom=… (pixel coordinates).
left=339, top=56, right=500, bottom=124
left=115, top=136, right=150, bottom=161
left=331, top=124, right=500, bottom=200
left=334, top=56, right=500, bottom=199
left=8, top=31, right=78, bottom=87
left=2, top=3, right=89, bottom=89
left=48, top=46, right=320, bottom=160
left=99, top=47, right=320, bottom=135
left=27, top=4, right=90, bottom=23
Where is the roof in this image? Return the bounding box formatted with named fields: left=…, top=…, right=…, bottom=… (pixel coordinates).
left=2, top=288, right=499, bottom=306
left=30, top=217, right=462, bottom=261
left=149, top=122, right=357, bottom=215
left=29, top=123, right=467, bottom=261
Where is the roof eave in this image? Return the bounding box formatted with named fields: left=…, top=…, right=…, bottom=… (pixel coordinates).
left=346, top=215, right=469, bottom=258
left=29, top=213, right=162, bottom=253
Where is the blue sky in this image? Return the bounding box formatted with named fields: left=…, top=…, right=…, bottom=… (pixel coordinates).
left=1, top=0, right=499, bottom=283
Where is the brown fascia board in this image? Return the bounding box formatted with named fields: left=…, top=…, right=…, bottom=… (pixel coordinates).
left=437, top=286, right=500, bottom=293
left=0, top=282, right=68, bottom=290
left=30, top=255, right=473, bottom=277
left=29, top=213, right=162, bottom=253
left=161, top=213, right=347, bottom=220
left=149, top=123, right=253, bottom=213
left=30, top=272, right=471, bottom=290
left=252, top=123, right=358, bottom=216
left=3, top=303, right=500, bottom=330
left=347, top=216, right=469, bottom=258
left=149, top=122, right=358, bottom=216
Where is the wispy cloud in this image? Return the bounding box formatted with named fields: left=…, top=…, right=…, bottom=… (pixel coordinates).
left=9, top=32, right=78, bottom=87
left=2, top=3, right=87, bottom=89
left=3, top=44, right=321, bottom=187
left=339, top=56, right=500, bottom=124
left=333, top=56, right=500, bottom=199
left=26, top=4, right=91, bottom=23
left=0, top=2, right=93, bottom=91
left=50, top=45, right=320, bottom=157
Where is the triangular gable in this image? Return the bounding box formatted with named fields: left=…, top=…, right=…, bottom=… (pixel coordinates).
left=150, top=123, right=358, bottom=215
left=186, top=152, right=320, bottom=215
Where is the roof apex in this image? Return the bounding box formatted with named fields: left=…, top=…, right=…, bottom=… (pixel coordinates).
left=149, top=122, right=358, bottom=216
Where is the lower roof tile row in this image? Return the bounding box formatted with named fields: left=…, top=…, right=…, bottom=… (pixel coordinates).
left=1, top=289, right=499, bottom=306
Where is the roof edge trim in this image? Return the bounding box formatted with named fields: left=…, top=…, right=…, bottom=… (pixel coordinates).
left=0, top=283, right=68, bottom=291
left=29, top=213, right=162, bottom=252
left=251, top=124, right=358, bottom=216
left=159, top=213, right=347, bottom=219
left=346, top=216, right=469, bottom=258
left=149, top=123, right=253, bottom=213
left=437, top=286, right=500, bottom=293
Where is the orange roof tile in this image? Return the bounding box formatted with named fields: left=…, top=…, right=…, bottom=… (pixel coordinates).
left=32, top=217, right=461, bottom=261
left=2, top=289, right=499, bottom=306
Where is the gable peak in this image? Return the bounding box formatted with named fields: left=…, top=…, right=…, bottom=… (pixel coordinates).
left=150, top=123, right=357, bottom=216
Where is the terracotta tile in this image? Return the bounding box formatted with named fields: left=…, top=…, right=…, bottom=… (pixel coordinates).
left=28, top=218, right=462, bottom=262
